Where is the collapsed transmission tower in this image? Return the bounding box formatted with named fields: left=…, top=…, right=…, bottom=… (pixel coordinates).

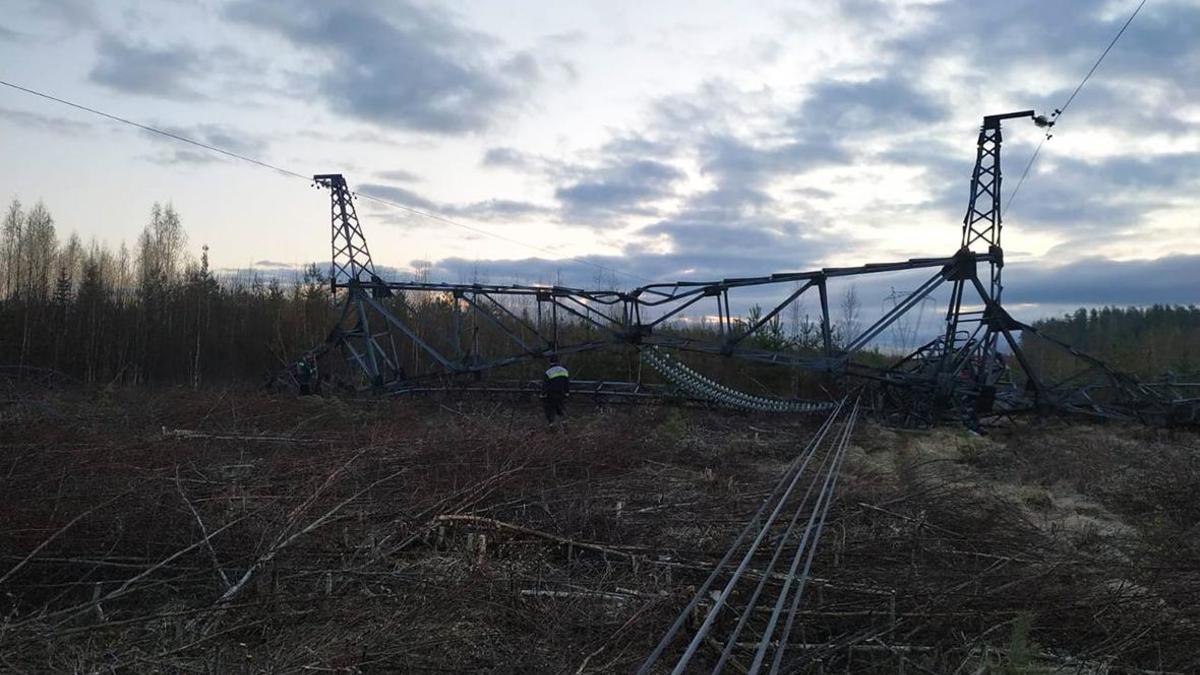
left=294, top=114, right=1198, bottom=427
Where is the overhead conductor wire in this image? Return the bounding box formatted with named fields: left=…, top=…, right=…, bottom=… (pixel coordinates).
left=1003, top=0, right=1149, bottom=216
left=0, top=78, right=650, bottom=284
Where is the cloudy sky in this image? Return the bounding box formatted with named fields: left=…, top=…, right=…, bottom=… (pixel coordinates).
left=1, top=0, right=1197, bottom=321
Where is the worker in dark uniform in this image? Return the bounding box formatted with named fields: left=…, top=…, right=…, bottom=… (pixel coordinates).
left=542, top=356, right=570, bottom=425
left=295, top=353, right=318, bottom=395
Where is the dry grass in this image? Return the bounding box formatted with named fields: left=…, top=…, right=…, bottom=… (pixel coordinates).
left=1, top=386, right=1197, bottom=673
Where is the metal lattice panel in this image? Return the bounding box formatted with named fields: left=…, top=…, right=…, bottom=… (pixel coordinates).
left=293, top=112, right=1200, bottom=427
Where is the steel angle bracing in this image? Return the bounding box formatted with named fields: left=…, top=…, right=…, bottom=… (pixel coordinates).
left=315, top=174, right=377, bottom=292
left=6, top=65, right=1183, bottom=422
left=300, top=107, right=1200, bottom=425
left=0, top=72, right=1183, bottom=422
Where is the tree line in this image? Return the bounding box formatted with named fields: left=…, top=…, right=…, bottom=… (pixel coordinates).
left=2, top=198, right=1193, bottom=389
left=0, top=199, right=337, bottom=386
left=1027, top=305, right=1200, bottom=378
left=0, top=199, right=870, bottom=390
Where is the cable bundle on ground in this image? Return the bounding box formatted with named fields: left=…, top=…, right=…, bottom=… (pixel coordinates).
left=639, top=397, right=862, bottom=674
left=640, top=346, right=833, bottom=414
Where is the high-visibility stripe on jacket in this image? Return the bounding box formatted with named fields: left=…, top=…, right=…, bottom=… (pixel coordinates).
left=545, top=365, right=569, bottom=379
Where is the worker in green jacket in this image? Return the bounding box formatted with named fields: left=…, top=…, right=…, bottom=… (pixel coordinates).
left=541, top=356, right=570, bottom=425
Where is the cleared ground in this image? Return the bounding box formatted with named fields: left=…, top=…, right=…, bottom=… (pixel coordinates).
left=1, top=386, right=1197, bottom=673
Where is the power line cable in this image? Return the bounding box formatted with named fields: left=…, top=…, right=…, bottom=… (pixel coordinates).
left=1002, top=136, right=1047, bottom=216
left=0, top=79, right=311, bottom=181
left=1056, top=0, right=1148, bottom=124
left=0, top=78, right=650, bottom=283
left=1003, top=0, right=1149, bottom=216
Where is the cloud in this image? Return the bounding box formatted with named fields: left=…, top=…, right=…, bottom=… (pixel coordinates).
left=600, top=134, right=677, bottom=159
left=578, top=124, right=847, bottom=270
left=0, top=25, right=29, bottom=42
left=995, top=152, right=1200, bottom=241
left=483, top=146, right=534, bottom=168
left=701, top=133, right=848, bottom=188
left=531, top=69, right=869, bottom=257
left=227, top=0, right=541, bottom=133
left=400, top=216, right=835, bottom=285
left=1007, top=255, right=1200, bottom=307
left=902, top=0, right=1198, bottom=94
left=140, top=123, right=269, bottom=165
left=449, top=199, right=553, bottom=220
left=481, top=146, right=571, bottom=176
left=0, top=107, right=91, bottom=134
left=631, top=163, right=831, bottom=264
left=794, top=77, right=946, bottom=133
left=358, top=183, right=551, bottom=223
left=357, top=183, right=439, bottom=212
left=296, top=129, right=418, bottom=148
left=165, top=124, right=267, bottom=156
left=31, top=0, right=99, bottom=31
left=89, top=34, right=204, bottom=99
left=486, top=143, right=693, bottom=225
left=145, top=150, right=222, bottom=166
left=555, top=159, right=685, bottom=219
left=1095, top=3, right=1200, bottom=83
left=376, top=169, right=421, bottom=183
left=40, top=0, right=1194, bottom=318
left=887, top=0, right=1199, bottom=132
left=341, top=0, right=1197, bottom=307
left=640, top=220, right=784, bottom=254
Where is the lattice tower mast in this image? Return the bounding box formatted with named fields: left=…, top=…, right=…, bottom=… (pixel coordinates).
left=932, top=110, right=1045, bottom=413
left=960, top=111, right=1037, bottom=302
left=315, top=173, right=376, bottom=293
left=944, top=111, right=1040, bottom=348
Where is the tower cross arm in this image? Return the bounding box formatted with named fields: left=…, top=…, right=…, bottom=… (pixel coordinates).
left=982, top=110, right=1035, bottom=129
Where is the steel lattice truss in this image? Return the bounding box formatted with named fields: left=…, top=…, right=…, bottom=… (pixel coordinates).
left=301, top=113, right=1199, bottom=427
